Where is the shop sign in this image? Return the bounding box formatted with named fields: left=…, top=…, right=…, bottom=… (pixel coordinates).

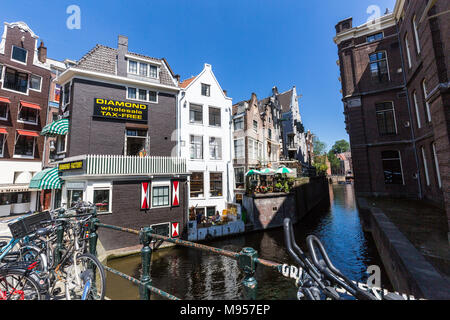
left=58, top=160, right=84, bottom=172
left=171, top=222, right=179, bottom=238
left=93, top=98, right=148, bottom=123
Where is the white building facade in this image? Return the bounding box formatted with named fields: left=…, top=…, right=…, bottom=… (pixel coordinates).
left=178, top=63, right=234, bottom=218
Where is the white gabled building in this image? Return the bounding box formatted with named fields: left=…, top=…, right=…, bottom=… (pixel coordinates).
left=178, top=63, right=234, bottom=220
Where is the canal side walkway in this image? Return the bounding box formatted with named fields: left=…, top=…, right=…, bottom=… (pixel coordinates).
left=357, top=197, right=450, bottom=300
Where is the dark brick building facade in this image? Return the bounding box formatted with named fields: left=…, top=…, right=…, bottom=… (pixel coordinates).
left=334, top=0, right=450, bottom=236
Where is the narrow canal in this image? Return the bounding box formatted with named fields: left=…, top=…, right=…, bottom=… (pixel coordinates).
left=106, top=184, right=392, bottom=300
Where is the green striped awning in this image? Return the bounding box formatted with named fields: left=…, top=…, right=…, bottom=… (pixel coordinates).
left=41, top=119, right=69, bottom=137
left=29, top=167, right=62, bottom=190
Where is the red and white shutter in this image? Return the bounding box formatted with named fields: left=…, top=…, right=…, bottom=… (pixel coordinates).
left=141, top=182, right=150, bottom=210
left=171, top=222, right=179, bottom=238
left=171, top=180, right=180, bottom=207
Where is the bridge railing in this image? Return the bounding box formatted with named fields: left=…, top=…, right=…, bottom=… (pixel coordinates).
left=84, top=209, right=283, bottom=300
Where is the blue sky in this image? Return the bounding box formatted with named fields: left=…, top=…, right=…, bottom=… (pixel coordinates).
left=1, top=0, right=396, bottom=150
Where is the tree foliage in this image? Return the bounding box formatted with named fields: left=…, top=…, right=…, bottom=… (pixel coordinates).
left=313, top=136, right=327, bottom=156
left=330, top=140, right=350, bottom=154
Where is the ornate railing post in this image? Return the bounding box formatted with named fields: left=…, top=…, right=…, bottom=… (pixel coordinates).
left=139, top=226, right=153, bottom=300
left=55, top=208, right=65, bottom=265
left=88, top=206, right=99, bottom=257
left=238, top=247, right=258, bottom=300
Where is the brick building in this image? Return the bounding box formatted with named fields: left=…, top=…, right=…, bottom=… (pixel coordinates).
left=334, top=0, right=449, bottom=236
left=0, top=22, right=52, bottom=216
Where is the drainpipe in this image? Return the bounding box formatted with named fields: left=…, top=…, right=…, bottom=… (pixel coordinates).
left=395, top=21, right=423, bottom=199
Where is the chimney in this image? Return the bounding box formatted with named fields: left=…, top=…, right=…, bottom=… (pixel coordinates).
left=117, top=35, right=129, bottom=77
left=223, top=90, right=227, bottom=97
left=272, top=86, right=279, bottom=95
left=38, top=41, right=47, bottom=63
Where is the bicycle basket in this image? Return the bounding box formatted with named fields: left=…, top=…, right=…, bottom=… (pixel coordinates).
left=8, top=211, right=52, bottom=239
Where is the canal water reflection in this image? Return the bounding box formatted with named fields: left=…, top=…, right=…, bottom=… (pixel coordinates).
left=106, top=184, right=392, bottom=300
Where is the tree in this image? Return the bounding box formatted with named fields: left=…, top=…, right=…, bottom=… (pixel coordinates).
left=330, top=140, right=350, bottom=154
left=327, top=151, right=341, bottom=174
left=313, top=136, right=327, bottom=156
left=314, top=155, right=328, bottom=176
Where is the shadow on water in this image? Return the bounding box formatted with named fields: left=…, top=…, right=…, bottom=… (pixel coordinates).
left=106, top=184, right=392, bottom=300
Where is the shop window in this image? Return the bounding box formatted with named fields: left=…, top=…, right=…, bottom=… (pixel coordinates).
left=234, top=167, right=245, bottom=189
left=94, top=189, right=110, bottom=213
left=67, top=189, right=83, bottom=208
left=11, top=46, right=27, bottom=64
left=190, top=135, right=203, bottom=159
left=233, top=117, right=244, bottom=131
left=0, top=192, right=31, bottom=205
left=210, top=172, right=222, bottom=197
left=206, top=207, right=216, bottom=218
left=376, top=102, right=396, bottom=135
left=14, top=135, right=35, bottom=157
left=209, top=137, right=222, bottom=160
left=189, top=104, right=203, bottom=124
left=369, top=52, right=389, bottom=83
left=381, top=151, right=403, bottom=185
left=201, top=83, right=210, bottom=97
left=3, top=67, right=28, bottom=93
left=125, top=129, right=148, bottom=156
left=29, top=75, right=42, bottom=91
left=190, top=172, right=204, bottom=198
left=152, top=186, right=170, bottom=207
left=209, top=107, right=221, bottom=127
left=18, top=106, right=38, bottom=124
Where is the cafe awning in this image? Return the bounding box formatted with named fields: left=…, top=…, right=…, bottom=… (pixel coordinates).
left=29, top=167, right=62, bottom=190
left=41, top=119, right=69, bottom=136
left=17, top=130, right=39, bottom=137
left=20, top=100, right=41, bottom=110
left=0, top=128, right=8, bottom=135
left=0, top=97, right=11, bottom=104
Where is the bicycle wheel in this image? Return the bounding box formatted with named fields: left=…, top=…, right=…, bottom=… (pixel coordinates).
left=65, top=253, right=105, bottom=300
left=0, top=269, right=42, bottom=300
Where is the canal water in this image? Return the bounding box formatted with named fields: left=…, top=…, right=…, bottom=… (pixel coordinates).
left=106, top=184, right=392, bottom=300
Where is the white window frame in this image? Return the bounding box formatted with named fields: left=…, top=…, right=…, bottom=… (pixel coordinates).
left=92, top=187, right=112, bottom=214
left=208, top=106, right=221, bottom=127
left=432, top=143, right=442, bottom=188
left=11, top=45, right=28, bottom=65
left=209, top=172, right=223, bottom=198
left=209, top=136, right=222, bottom=160
left=422, top=79, right=431, bottom=122
left=56, top=134, right=67, bottom=154
left=412, top=91, right=421, bottom=129
left=234, top=138, right=245, bottom=159
left=190, top=171, right=205, bottom=199
left=17, top=104, right=39, bottom=126
left=0, top=64, right=4, bottom=82
left=151, top=181, right=171, bottom=209
left=189, top=103, right=203, bottom=125
left=201, top=83, right=211, bottom=97
left=421, top=147, right=430, bottom=186
left=128, top=59, right=159, bottom=80
left=1, top=67, right=29, bottom=96
left=233, top=116, right=244, bottom=131
left=0, top=101, right=9, bottom=121
left=405, top=33, right=412, bottom=69
left=0, top=132, right=6, bottom=158
left=234, top=167, right=245, bottom=190
left=13, top=133, right=36, bottom=159
left=61, top=82, right=71, bottom=110
left=29, top=74, right=42, bottom=92
left=413, top=16, right=421, bottom=54
left=190, top=135, right=203, bottom=160
left=128, top=60, right=138, bottom=75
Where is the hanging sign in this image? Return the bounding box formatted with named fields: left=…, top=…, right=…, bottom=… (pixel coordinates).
left=171, top=222, right=179, bottom=238
left=171, top=180, right=180, bottom=207
left=93, top=98, right=148, bottom=123
left=141, top=182, right=150, bottom=210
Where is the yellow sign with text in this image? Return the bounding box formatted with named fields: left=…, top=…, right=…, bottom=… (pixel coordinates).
left=93, top=98, right=148, bottom=122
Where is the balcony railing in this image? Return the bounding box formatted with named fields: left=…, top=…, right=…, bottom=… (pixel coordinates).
left=60, top=154, right=187, bottom=176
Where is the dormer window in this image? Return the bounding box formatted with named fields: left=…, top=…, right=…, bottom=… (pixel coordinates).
left=139, top=63, right=148, bottom=77
left=128, top=59, right=158, bottom=79
left=11, top=46, right=28, bottom=64
left=201, top=83, right=210, bottom=97
left=129, top=61, right=138, bottom=74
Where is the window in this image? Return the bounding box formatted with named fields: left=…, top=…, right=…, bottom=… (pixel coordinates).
left=139, top=63, right=148, bottom=77
left=233, top=117, right=244, bottom=131
left=152, top=186, right=170, bottom=207
left=0, top=102, right=8, bottom=120
left=29, top=75, right=42, bottom=91
left=369, top=52, right=389, bottom=82
left=56, top=135, right=66, bottom=153
left=127, top=87, right=137, bottom=100
left=210, top=172, right=222, bottom=197
left=11, top=46, right=27, bottom=63
left=253, top=120, right=258, bottom=132
left=235, top=167, right=245, bottom=189
left=431, top=143, right=442, bottom=188
left=149, top=65, right=158, bottom=78
left=413, top=16, right=421, bottom=54
left=3, top=67, right=28, bottom=93
left=139, top=89, right=147, bottom=101
left=268, top=129, right=272, bottom=140
left=405, top=33, right=412, bottom=69
left=209, top=137, right=222, bottom=160
left=0, top=64, right=3, bottom=81
left=381, top=151, right=403, bottom=185
left=190, top=172, right=204, bottom=198
left=125, top=129, right=148, bottom=156
left=18, top=107, right=38, bottom=124
left=201, top=84, right=210, bottom=97
left=14, top=135, right=35, bottom=157
left=376, top=102, right=397, bottom=135
left=422, top=80, right=431, bottom=122
left=189, top=104, right=203, bottom=124
left=209, top=107, right=221, bottom=127
left=0, top=192, right=31, bottom=206
left=94, top=189, right=110, bottom=213
left=190, top=135, right=203, bottom=159
left=67, top=190, right=83, bottom=208
left=206, top=207, right=216, bottom=218
left=412, top=91, right=421, bottom=129
left=421, top=147, right=430, bottom=186
left=0, top=133, right=5, bottom=157
left=148, top=91, right=157, bottom=102
left=128, top=60, right=138, bottom=74
left=248, top=139, right=257, bottom=160
left=367, top=32, right=383, bottom=43
left=63, top=83, right=70, bottom=106
left=234, top=139, right=244, bottom=159
left=151, top=223, right=170, bottom=238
